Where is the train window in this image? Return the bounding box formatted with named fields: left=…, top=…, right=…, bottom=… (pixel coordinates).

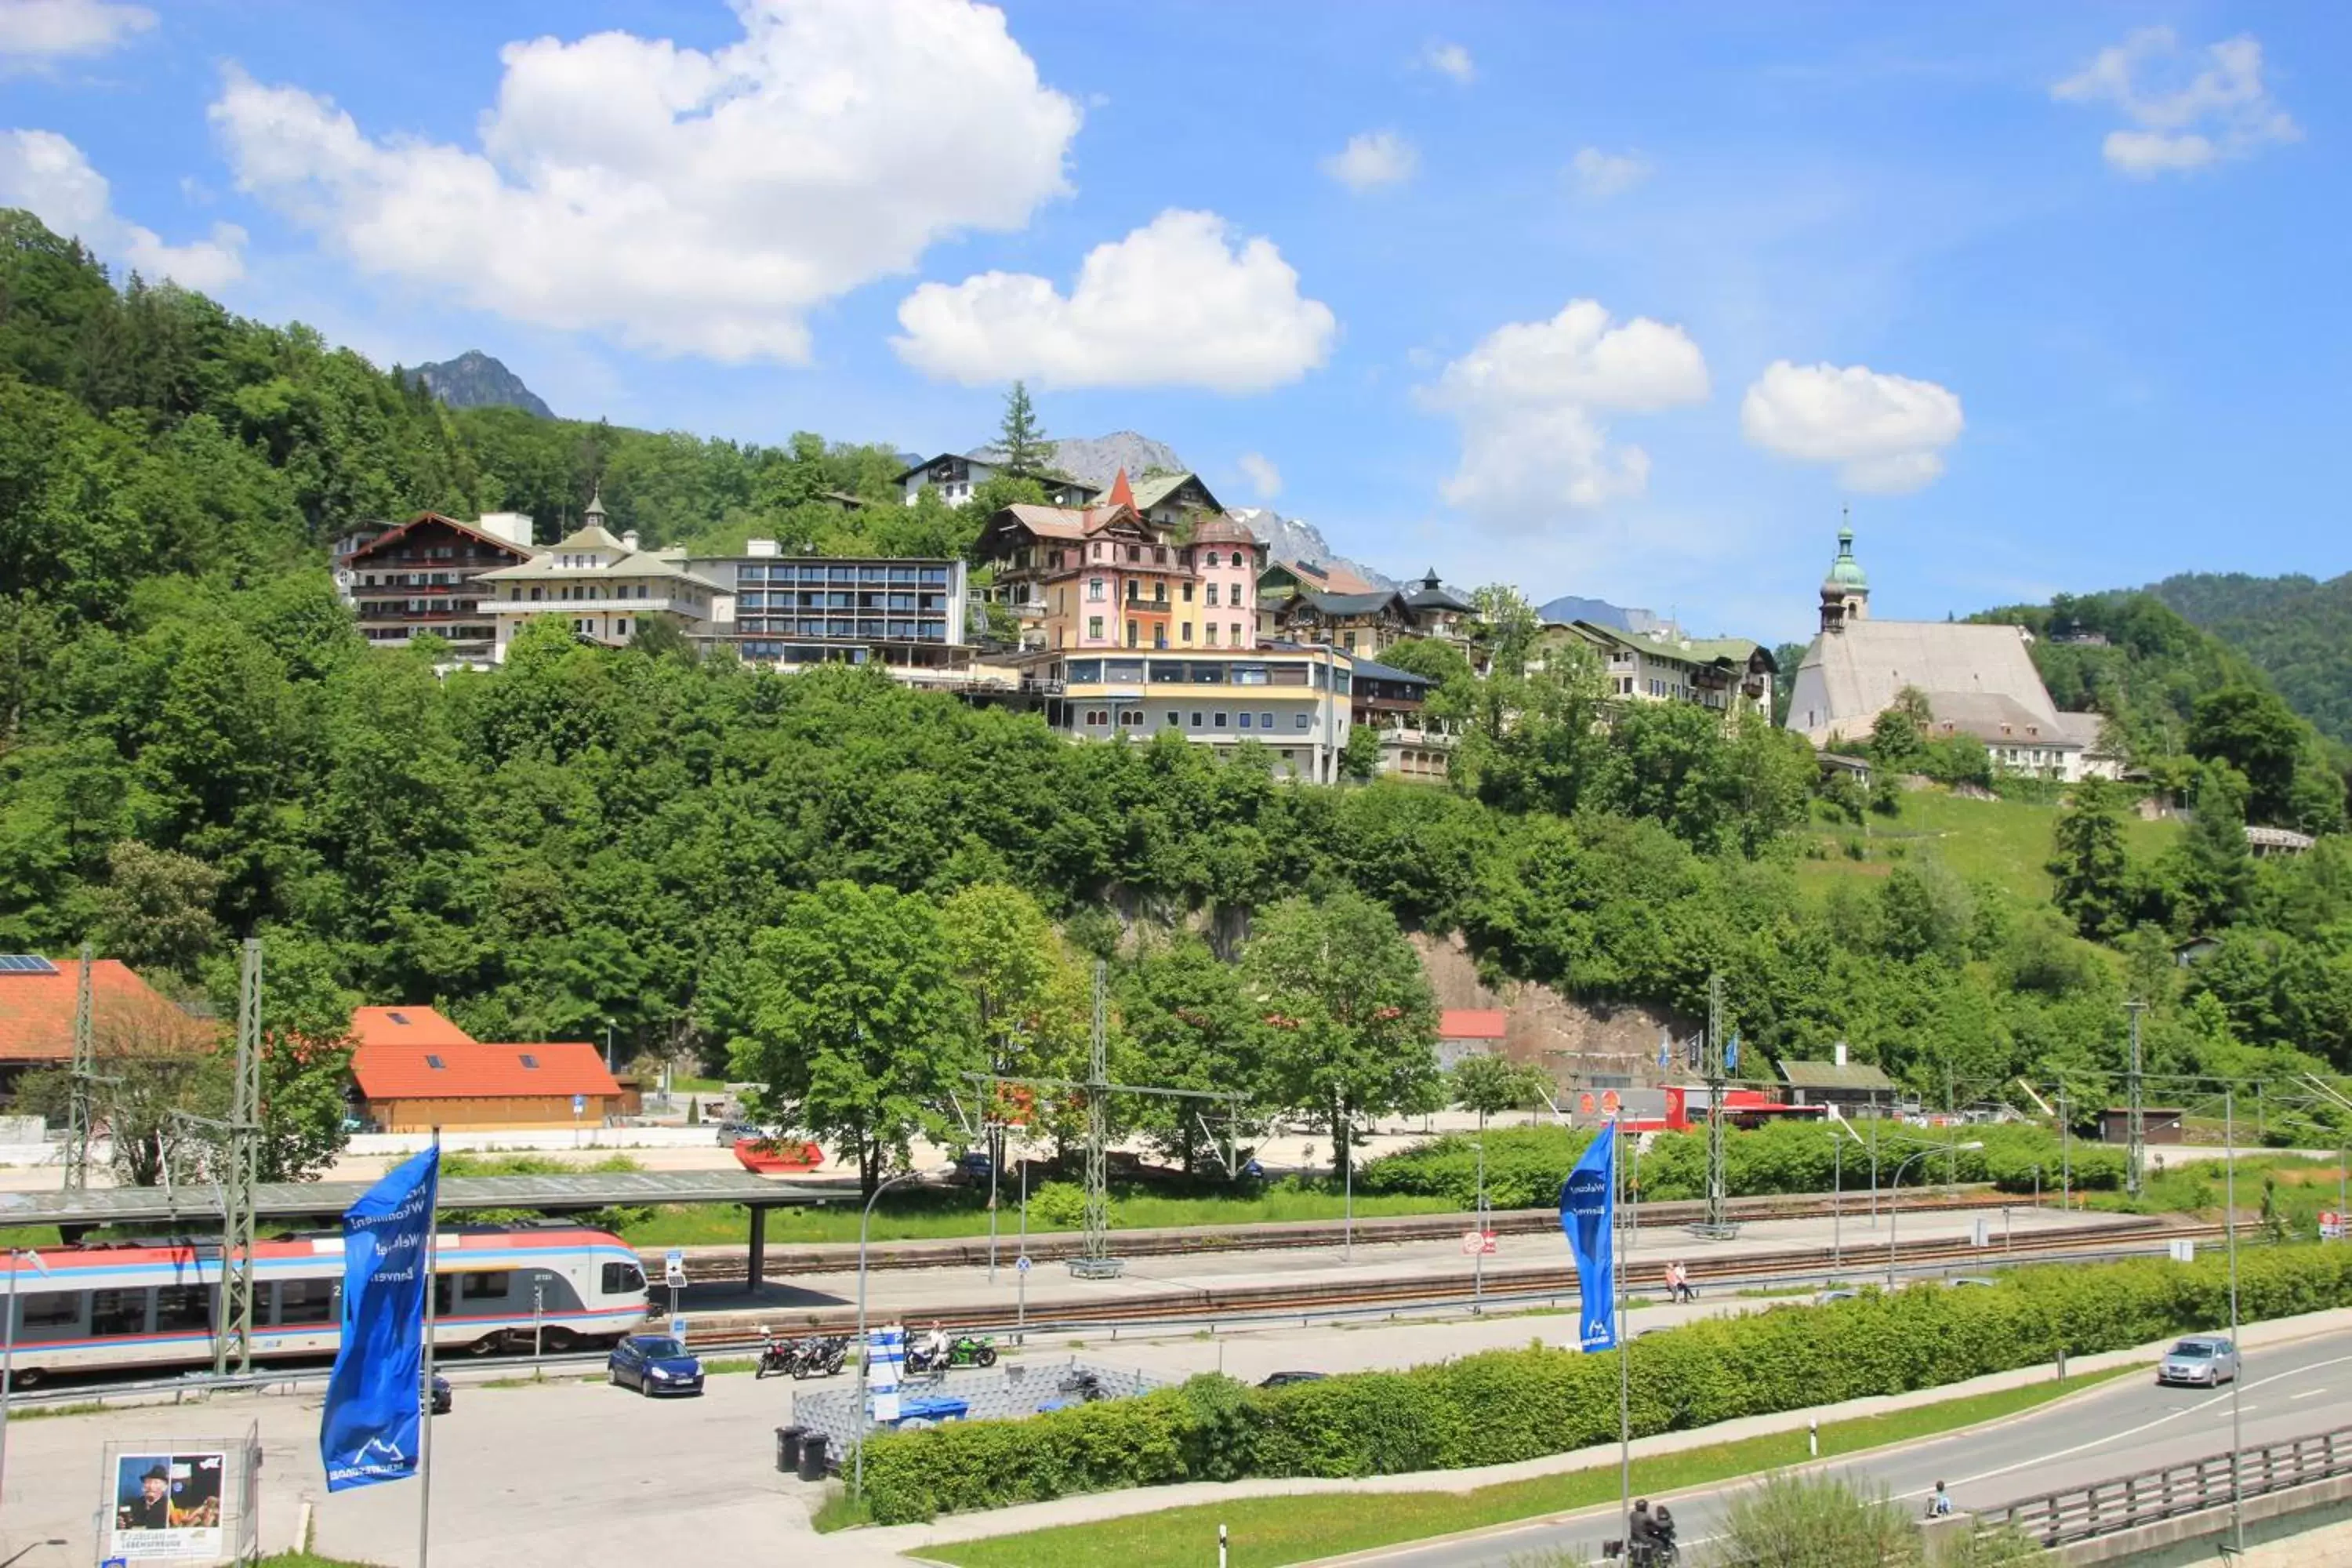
left=17, top=1290, right=81, bottom=1335
left=89, top=1288, right=147, bottom=1338
left=276, top=1279, right=336, bottom=1325
left=601, top=1262, right=646, bottom=1296
left=459, top=1272, right=507, bottom=1302
left=154, top=1287, right=211, bottom=1334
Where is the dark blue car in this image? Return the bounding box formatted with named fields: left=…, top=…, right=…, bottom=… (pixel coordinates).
left=607, top=1334, right=705, bottom=1397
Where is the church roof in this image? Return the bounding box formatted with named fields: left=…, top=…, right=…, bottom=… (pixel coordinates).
left=1925, top=691, right=2080, bottom=749
left=1795, top=620, right=2058, bottom=742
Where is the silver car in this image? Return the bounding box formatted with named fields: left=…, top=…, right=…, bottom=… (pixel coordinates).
left=2157, top=1335, right=2239, bottom=1387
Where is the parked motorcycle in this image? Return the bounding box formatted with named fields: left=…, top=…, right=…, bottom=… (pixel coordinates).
left=753, top=1330, right=793, bottom=1380
left=790, top=1334, right=848, bottom=1380
left=907, top=1334, right=997, bottom=1372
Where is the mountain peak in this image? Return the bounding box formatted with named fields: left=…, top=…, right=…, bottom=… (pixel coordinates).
left=403, top=350, right=554, bottom=419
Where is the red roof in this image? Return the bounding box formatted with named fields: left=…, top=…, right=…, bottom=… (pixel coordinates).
left=351, top=1041, right=622, bottom=1102
left=0, top=958, right=209, bottom=1062
left=1105, top=468, right=1135, bottom=510
left=350, top=1006, right=477, bottom=1049
left=344, top=512, right=533, bottom=564
left=1439, top=1008, right=1508, bottom=1040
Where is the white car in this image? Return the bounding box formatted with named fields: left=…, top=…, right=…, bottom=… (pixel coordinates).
left=2157, top=1335, right=2239, bottom=1387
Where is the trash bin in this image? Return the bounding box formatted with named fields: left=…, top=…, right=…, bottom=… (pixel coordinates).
left=797, top=1431, right=829, bottom=1482
left=775, top=1425, right=804, bottom=1473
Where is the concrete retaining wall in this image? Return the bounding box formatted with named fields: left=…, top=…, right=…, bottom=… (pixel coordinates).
left=2055, top=1472, right=2352, bottom=1564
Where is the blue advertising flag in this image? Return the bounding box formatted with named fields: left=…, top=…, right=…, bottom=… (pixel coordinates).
left=319, top=1145, right=439, bottom=1493
left=1726, top=1033, right=1740, bottom=1074
left=1559, top=1123, right=1617, bottom=1352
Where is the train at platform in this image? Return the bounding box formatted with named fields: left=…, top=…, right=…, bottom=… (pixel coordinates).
left=0, top=1224, right=652, bottom=1383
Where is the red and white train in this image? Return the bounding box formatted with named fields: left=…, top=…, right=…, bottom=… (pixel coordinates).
left=1, top=1225, right=652, bottom=1383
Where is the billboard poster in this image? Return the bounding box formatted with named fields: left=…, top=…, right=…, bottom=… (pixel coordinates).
left=107, top=1450, right=227, bottom=1562
left=867, top=1325, right=905, bottom=1423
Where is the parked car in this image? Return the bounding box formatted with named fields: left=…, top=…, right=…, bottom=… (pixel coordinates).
left=1258, top=1370, right=1327, bottom=1389
left=429, top=1374, right=452, bottom=1415
left=2157, top=1335, right=2239, bottom=1387
left=949, top=1151, right=993, bottom=1186
left=607, top=1334, right=706, bottom=1397
left=1947, top=1276, right=1999, bottom=1289
left=1816, top=1288, right=1861, bottom=1305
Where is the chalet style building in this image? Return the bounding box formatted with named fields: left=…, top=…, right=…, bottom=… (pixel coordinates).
left=1543, top=621, right=1777, bottom=719
left=474, top=489, right=729, bottom=660
left=1255, top=556, right=1379, bottom=644
left=336, top=512, right=537, bottom=659
left=897, top=452, right=1100, bottom=509
left=972, top=471, right=1260, bottom=652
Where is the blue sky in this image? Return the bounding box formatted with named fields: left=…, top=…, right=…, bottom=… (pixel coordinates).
left=3, top=0, right=2345, bottom=643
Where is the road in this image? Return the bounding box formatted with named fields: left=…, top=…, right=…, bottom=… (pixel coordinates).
left=1332, top=1326, right=2352, bottom=1567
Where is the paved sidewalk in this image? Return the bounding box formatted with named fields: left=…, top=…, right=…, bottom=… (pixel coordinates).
left=852, top=1306, right=2352, bottom=1559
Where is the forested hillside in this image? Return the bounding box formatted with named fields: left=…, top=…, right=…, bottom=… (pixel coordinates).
left=2148, top=571, right=2352, bottom=748
left=4, top=208, right=2351, bottom=1152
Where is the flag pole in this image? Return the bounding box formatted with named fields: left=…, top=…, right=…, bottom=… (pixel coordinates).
left=418, top=1128, right=441, bottom=1568
left=1616, top=1117, right=1632, bottom=1552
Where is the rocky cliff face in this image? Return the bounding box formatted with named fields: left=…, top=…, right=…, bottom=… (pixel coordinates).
left=1411, top=931, right=1686, bottom=1083
left=403, top=350, right=554, bottom=419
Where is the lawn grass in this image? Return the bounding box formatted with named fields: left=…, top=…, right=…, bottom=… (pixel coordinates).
left=918, top=1364, right=2136, bottom=1568
left=1793, top=786, right=2180, bottom=903
left=619, top=1185, right=1459, bottom=1248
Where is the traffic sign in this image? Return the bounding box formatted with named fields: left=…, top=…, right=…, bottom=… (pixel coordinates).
left=1460, top=1229, right=1497, bottom=1256
left=572, top=1093, right=586, bottom=1115
left=1015, top=1255, right=1032, bottom=1273
left=2323, top=1210, right=2344, bottom=1240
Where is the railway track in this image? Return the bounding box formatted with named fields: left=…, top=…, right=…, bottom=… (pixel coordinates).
left=655, top=1185, right=2051, bottom=1283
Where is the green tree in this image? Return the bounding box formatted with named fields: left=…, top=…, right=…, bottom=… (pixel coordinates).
left=727, top=881, right=977, bottom=1193
left=2166, top=764, right=2256, bottom=932
left=1340, top=720, right=1383, bottom=782
left=1243, top=890, right=1441, bottom=1177
left=1117, top=935, right=1260, bottom=1171
left=2049, top=777, right=2134, bottom=939
left=942, top=882, right=1087, bottom=1161
left=85, top=839, right=224, bottom=980
left=1469, top=585, right=1541, bottom=680
left=1448, top=1052, right=1543, bottom=1129
left=993, top=381, right=1052, bottom=480
left=2187, top=683, right=2307, bottom=826
left=1710, top=1470, right=1920, bottom=1567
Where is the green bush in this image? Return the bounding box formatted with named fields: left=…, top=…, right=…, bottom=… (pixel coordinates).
left=1355, top=1122, right=2124, bottom=1212
left=853, top=1245, right=2352, bottom=1523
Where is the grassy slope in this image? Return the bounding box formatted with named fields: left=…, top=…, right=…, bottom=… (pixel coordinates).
left=921, top=1366, right=2134, bottom=1568
left=1795, top=786, right=2180, bottom=902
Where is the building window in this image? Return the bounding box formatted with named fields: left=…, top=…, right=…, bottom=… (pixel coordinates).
left=1183, top=583, right=1195, bottom=603
left=1232, top=622, right=1243, bottom=644
left=1088, top=616, right=1103, bottom=640
left=1190, top=712, right=1203, bottom=728
left=1230, top=550, right=1245, bottom=568
left=1088, top=577, right=1105, bottom=601
left=1294, top=713, right=1310, bottom=730
left=1205, top=583, right=1219, bottom=608
left=1206, top=623, right=1219, bottom=645
left=1126, top=581, right=1138, bottom=602
left=1093, top=543, right=1104, bottom=561
left=1181, top=622, right=1193, bottom=643
left=1213, top=712, right=1228, bottom=729
left=1127, top=545, right=1141, bottom=562
left=1343, top=631, right=1357, bottom=651
left=1239, top=713, right=1253, bottom=729
left=1119, top=710, right=1144, bottom=727
left=1163, top=710, right=1180, bottom=726
left=1261, top=712, right=1274, bottom=728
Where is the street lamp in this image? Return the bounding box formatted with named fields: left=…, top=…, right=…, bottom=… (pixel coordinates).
left=602, top=1017, right=616, bottom=1074
left=1888, top=1142, right=1982, bottom=1290
left=853, top=1170, right=919, bottom=1502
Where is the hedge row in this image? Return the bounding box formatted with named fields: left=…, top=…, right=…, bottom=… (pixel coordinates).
left=854, top=1243, right=2352, bottom=1523
left=1356, top=1122, right=2128, bottom=1211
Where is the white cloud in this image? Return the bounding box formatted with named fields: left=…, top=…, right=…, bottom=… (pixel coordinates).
left=0, top=0, right=153, bottom=63
left=1237, top=452, right=1282, bottom=500
left=209, top=0, right=1080, bottom=362
left=1739, top=360, right=1963, bottom=493
left=891, top=209, right=1336, bottom=393
left=1421, top=299, right=1709, bottom=518
left=1570, top=147, right=1652, bottom=198
left=1321, top=130, right=1417, bottom=193
left=1421, top=42, right=1474, bottom=84
left=2053, top=27, right=2298, bottom=177
left=0, top=129, right=244, bottom=288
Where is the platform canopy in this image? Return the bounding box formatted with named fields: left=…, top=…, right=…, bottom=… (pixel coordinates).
left=0, top=1170, right=840, bottom=1231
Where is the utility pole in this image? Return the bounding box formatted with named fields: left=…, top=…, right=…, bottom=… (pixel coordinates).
left=1075, top=960, right=1117, bottom=1279
left=2126, top=1001, right=2147, bottom=1199
left=216, top=938, right=263, bottom=1377
left=1693, top=972, right=1737, bottom=1239
left=64, top=941, right=96, bottom=1192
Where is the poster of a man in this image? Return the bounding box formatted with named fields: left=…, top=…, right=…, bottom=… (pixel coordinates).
left=108, top=1451, right=226, bottom=1560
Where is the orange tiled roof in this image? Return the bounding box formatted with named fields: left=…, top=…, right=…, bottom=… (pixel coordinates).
left=351, top=1041, right=622, bottom=1101
left=0, top=958, right=205, bottom=1062
left=1439, top=1008, right=1508, bottom=1040
left=349, top=1005, right=477, bottom=1048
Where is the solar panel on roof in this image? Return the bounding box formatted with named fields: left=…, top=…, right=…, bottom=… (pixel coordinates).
left=0, top=955, right=60, bottom=975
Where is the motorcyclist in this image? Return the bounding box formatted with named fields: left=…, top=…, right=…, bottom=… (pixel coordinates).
left=1628, top=1498, right=1661, bottom=1565
left=1652, top=1504, right=1678, bottom=1559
